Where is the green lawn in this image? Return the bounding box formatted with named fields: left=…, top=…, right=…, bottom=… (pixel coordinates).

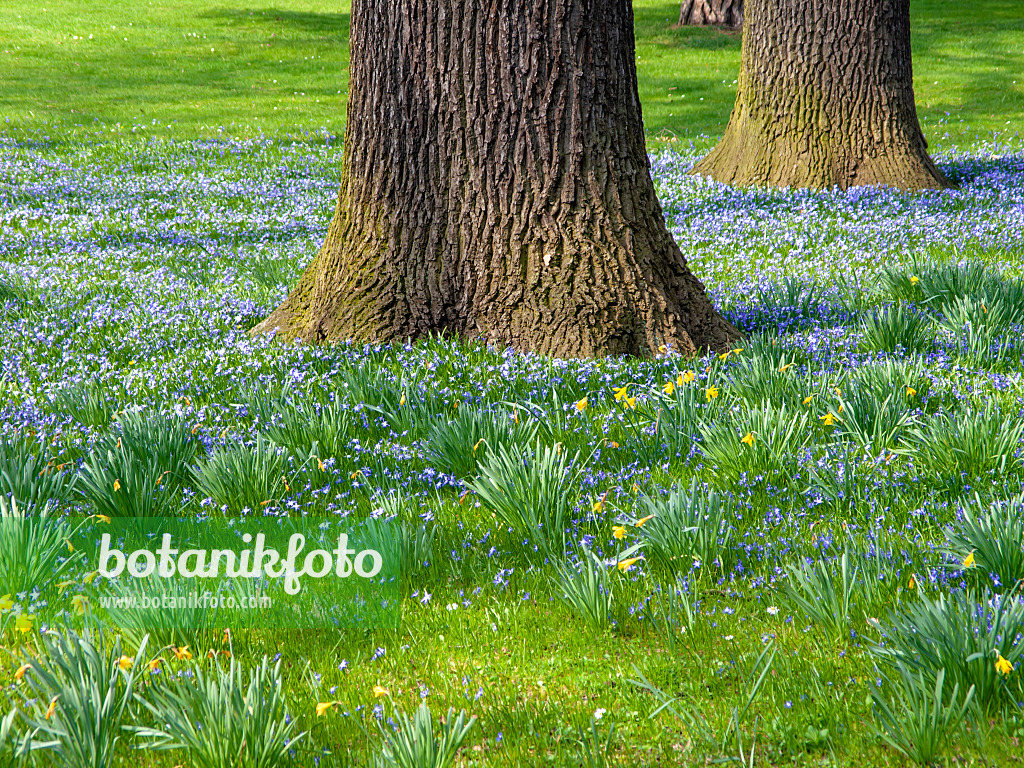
left=0, top=1, right=1021, bottom=147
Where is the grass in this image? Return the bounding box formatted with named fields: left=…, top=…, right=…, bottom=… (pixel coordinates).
left=1, top=2, right=1023, bottom=766
left=0, top=1, right=1020, bottom=148
left=1, top=133, right=1023, bottom=764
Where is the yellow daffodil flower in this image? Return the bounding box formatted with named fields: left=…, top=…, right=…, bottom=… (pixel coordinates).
left=399, top=392, right=406, bottom=407
left=802, top=395, right=815, bottom=405
left=147, top=658, right=163, bottom=671
left=373, top=685, right=389, bottom=698
left=741, top=432, right=755, bottom=446
left=906, top=386, right=916, bottom=396
left=624, top=396, right=636, bottom=409
left=996, top=654, right=1015, bottom=676
left=574, top=397, right=587, bottom=411
left=705, top=386, right=719, bottom=401
left=71, top=595, right=88, bottom=614
left=963, top=551, right=976, bottom=569
left=612, top=525, right=627, bottom=540
left=819, top=413, right=836, bottom=426
left=173, top=645, right=193, bottom=661
left=662, top=381, right=675, bottom=395
left=0, top=594, right=13, bottom=612
left=908, top=575, right=916, bottom=589
left=45, top=696, right=58, bottom=720
left=779, top=363, right=794, bottom=372
left=316, top=701, right=336, bottom=717
left=910, top=275, right=920, bottom=285
left=96, top=514, right=111, bottom=524
left=635, top=514, right=655, bottom=528
left=612, top=385, right=629, bottom=402
left=617, top=557, right=642, bottom=572
left=593, top=492, right=608, bottom=514
left=14, top=664, right=30, bottom=680
left=112, top=479, right=121, bottom=492
left=682, top=370, right=695, bottom=383
left=15, top=614, right=32, bottom=634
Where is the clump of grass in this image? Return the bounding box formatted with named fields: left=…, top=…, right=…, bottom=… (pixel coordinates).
left=728, top=352, right=804, bottom=408
left=97, top=575, right=221, bottom=651
left=423, top=406, right=538, bottom=478
left=374, top=702, right=476, bottom=768
left=191, top=436, right=287, bottom=515
left=870, top=664, right=974, bottom=766
left=12, top=630, right=151, bottom=768
left=552, top=548, right=614, bottom=632
left=783, top=550, right=871, bottom=641
left=356, top=515, right=436, bottom=578
left=832, top=385, right=915, bottom=454
left=467, top=441, right=579, bottom=556
left=873, top=589, right=1024, bottom=712
left=263, top=397, right=352, bottom=461
left=637, top=479, right=735, bottom=574
left=133, top=655, right=304, bottom=768
left=0, top=437, right=78, bottom=510
left=859, top=305, right=933, bottom=354
left=646, top=576, right=696, bottom=653
left=899, top=405, right=1024, bottom=487
left=113, top=410, right=199, bottom=493
left=0, top=496, right=79, bottom=598
left=938, top=294, right=1022, bottom=368
left=0, top=707, right=32, bottom=765
left=700, top=403, right=810, bottom=486
left=649, top=378, right=717, bottom=458
left=51, top=381, right=117, bottom=430
left=943, top=492, right=1024, bottom=592
left=78, top=445, right=173, bottom=518
left=849, top=357, right=933, bottom=408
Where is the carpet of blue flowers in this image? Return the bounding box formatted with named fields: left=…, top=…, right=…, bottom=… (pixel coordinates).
left=1, top=130, right=1023, bottom=766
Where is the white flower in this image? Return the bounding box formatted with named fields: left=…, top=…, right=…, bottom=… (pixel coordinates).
left=767, top=605, right=779, bottom=616
left=593, top=708, right=606, bottom=720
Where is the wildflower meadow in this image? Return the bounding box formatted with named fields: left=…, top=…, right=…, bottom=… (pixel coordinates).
left=2, top=1, right=1024, bottom=767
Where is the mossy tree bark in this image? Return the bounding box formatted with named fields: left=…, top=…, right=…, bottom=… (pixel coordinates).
left=678, top=0, right=743, bottom=28
left=692, top=0, right=952, bottom=190
left=253, top=0, right=738, bottom=358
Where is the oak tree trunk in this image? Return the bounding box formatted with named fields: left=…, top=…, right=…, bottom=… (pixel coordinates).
left=691, top=0, right=952, bottom=190
left=678, top=0, right=743, bottom=28
left=254, top=0, right=738, bottom=359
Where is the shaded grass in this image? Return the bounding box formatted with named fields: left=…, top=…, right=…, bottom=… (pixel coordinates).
left=0, top=1, right=1020, bottom=149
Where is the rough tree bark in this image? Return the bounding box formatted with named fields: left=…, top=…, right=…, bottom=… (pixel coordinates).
left=678, top=0, right=743, bottom=28
left=691, top=0, right=952, bottom=190
left=253, top=0, right=738, bottom=359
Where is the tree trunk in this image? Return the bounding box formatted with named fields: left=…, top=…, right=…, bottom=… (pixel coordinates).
left=691, top=0, right=952, bottom=190
left=253, top=0, right=738, bottom=359
left=678, top=0, right=743, bottom=28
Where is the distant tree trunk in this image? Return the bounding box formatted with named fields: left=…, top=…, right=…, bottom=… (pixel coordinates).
left=253, top=0, right=738, bottom=359
left=691, top=0, right=952, bottom=190
left=678, top=0, right=743, bottom=28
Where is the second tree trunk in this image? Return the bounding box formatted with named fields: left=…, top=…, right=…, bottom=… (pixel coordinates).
left=692, top=0, right=952, bottom=190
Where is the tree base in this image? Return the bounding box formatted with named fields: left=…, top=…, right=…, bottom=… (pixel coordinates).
left=691, top=120, right=954, bottom=191
left=253, top=241, right=740, bottom=360
left=677, top=0, right=744, bottom=28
